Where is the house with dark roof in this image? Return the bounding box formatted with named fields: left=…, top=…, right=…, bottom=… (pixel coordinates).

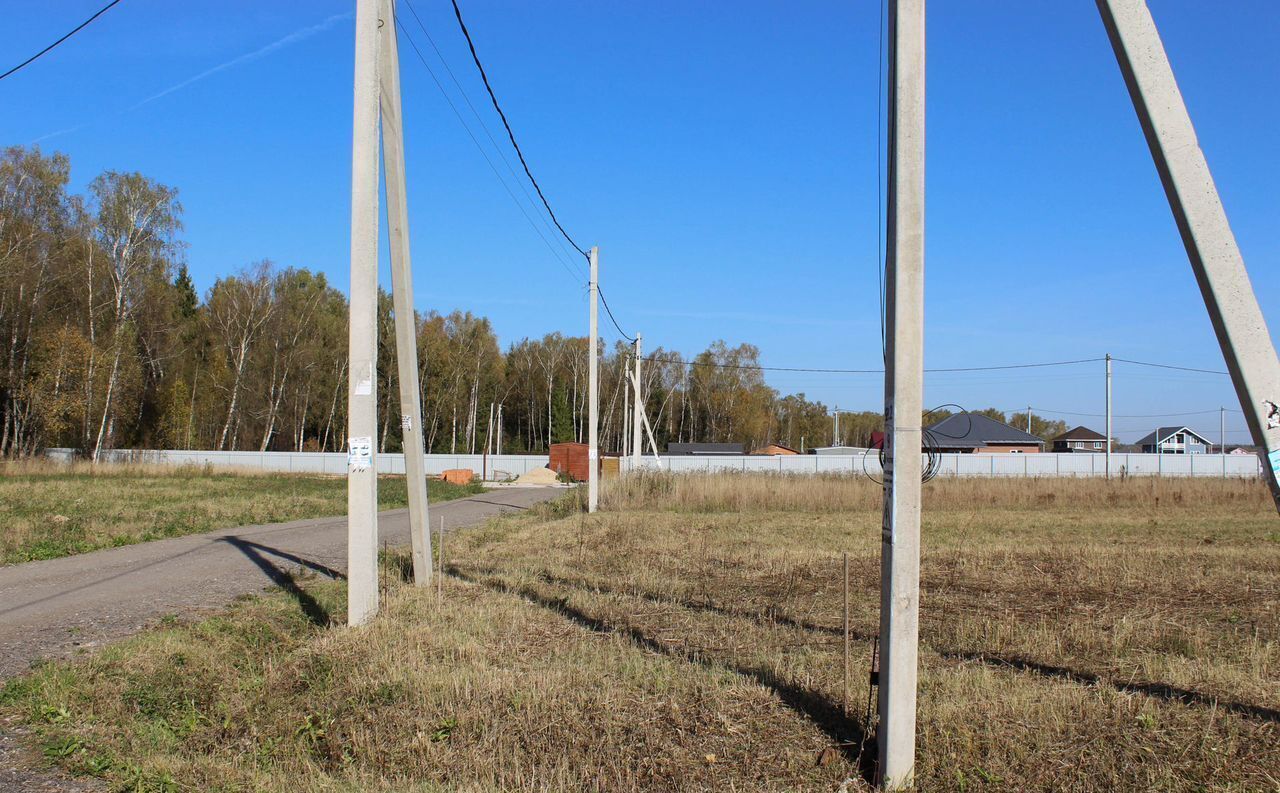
left=666, top=442, right=745, bottom=456
left=925, top=413, right=1044, bottom=453
left=1051, top=426, right=1109, bottom=453
left=1135, top=426, right=1212, bottom=454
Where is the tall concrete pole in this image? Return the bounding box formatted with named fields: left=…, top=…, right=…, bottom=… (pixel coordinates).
left=621, top=360, right=630, bottom=458
left=1026, top=405, right=1032, bottom=434
left=632, top=333, right=643, bottom=465
left=378, top=0, right=432, bottom=586
left=1105, top=353, right=1113, bottom=478
left=1097, top=0, right=1280, bottom=512
left=877, top=0, right=925, bottom=788
left=347, top=0, right=381, bottom=626
left=588, top=247, right=599, bottom=513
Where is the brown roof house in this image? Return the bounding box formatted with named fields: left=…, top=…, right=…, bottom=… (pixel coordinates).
left=1051, top=426, right=1109, bottom=453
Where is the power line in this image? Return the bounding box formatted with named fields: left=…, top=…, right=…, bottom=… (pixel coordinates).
left=448, top=0, right=590, bottom=260
left=640, top=355, right=1106, bottom=375
left=394, top=19, right=585, bottom=285
left=400, top=0, right=584, bottom=275
left=1112, top=357, right=1228, bottom=375
left=1025, top=406, right=1242, bottom=419
left=0, top=0, right=124, bottom=82
left=597, top=286, right=635, bottom=343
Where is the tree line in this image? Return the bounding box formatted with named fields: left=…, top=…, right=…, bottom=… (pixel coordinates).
left=2, top=146, right=1065, bottom=458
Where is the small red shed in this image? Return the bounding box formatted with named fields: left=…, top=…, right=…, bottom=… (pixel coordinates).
left=549, top=442, right=591, bottom=482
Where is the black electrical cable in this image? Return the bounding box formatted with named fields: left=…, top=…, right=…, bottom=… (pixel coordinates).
left=1112, top=357, right=1229, bottom=375
left=598, top=286, right=635, bottom=343
left=394, top=18, right=585, bottom=285
left=448, top=0, right=590, bottom=261
left=639, top=355, right=1104, bottom=375
left=0, top=0, right=124, bottom=82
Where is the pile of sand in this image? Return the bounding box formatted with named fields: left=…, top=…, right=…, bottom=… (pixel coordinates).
left=514, top=466, right=560, bottom=485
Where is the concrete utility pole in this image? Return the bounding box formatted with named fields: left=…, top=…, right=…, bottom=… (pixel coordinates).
left=496, top=403, right=503, bottom=456
left=379, top=0, right=432, bottom=588
left=877, top=0, right=925, bottom=788
left=1026, top=406, right=1032, bottom=434
left=1097, top=0, right=1280, bottom=512
left=347, top=0, right=381, bottom=627
left=588, top=247, right=600, bottom=513
left=1105, top=354, right=1113, bottom=478
left=632, top=333, right=643, bottom=465
left=622, top=360, right=630, bottom=458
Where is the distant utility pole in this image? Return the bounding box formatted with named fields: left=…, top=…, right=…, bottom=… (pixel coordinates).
left=632, top=333, right=643, bottom=465
left=1026, top=405, right=1032, bottom=434
left=878, top=0, right=925, bottom=788
left=347, top=0, right=434, bottom=627
left=1097, top=0, right=1280, bottom=513
left=588, top=247, right=600, bottom=513
left=1105, top=354, right=1113, bottom=478
left=833, top=406, right=840, bottom=447
left=621, top=360, right=630, bottom=458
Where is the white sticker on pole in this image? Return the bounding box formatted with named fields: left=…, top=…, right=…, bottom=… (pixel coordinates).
left=348, top=436, right=372, bottom=472
left=401, top=414, right=413, bottom=430
left=589, top=448, right=598, bottom=461
left=354, top=362, right=374, bottom=396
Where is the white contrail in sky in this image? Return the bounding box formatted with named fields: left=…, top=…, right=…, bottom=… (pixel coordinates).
left=33, top=12, right=351, bottom=142
left=128, top=12, right=351, bottom=111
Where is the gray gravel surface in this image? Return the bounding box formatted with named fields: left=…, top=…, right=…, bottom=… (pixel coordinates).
left=0, top=485, right=560, bottom=791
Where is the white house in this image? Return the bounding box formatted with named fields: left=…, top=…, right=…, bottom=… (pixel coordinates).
left=1135, top=426, right=1213, bottom=454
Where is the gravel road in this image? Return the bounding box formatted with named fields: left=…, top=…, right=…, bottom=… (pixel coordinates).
left=0, top=485, right=560, bottom=791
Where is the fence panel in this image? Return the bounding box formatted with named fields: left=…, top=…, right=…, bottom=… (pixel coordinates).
left=48, top=449, right=1262, bottom=480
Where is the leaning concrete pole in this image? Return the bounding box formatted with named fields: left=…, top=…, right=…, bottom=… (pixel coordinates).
left=632, top=333, right=643, bottom=466
left=378, top=0, right=432, bottom=585
left=1097, top=0, right=1280, bottom=511
left=877, top=0, right=925, bottom=788
left=587, top=247, right=600, bottom=513
left=347, top=0, right=382, bottom=626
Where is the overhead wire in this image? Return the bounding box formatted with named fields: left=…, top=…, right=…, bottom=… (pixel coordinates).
left=1112, top=357, right=1229, bottom=375
left=598, top=286, right=636, bottom=343
left=448, top=0, right=591, bottom=261
left=393, top=18, right=585, bottom=285
left=0, top=0, right=124, bottom=82
left=399, top=0, right=584, bottom=275
left=638, top=355, right=1106, bottom=375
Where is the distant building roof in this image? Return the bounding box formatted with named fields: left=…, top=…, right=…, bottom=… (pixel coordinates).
left=666, top=442, right=745, bottom=456
left=751, top=444, right=799, bottom=455
left=809, top=445, right=872, bottom=455
left=926, top=413, right=1044, bottom=449
left=1053, top=426, right=1106, bottom=442
left=1133, top=426, right=1212, bottom=446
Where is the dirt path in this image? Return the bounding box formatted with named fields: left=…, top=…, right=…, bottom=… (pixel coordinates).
left=0, top=485, right=559, bottom=792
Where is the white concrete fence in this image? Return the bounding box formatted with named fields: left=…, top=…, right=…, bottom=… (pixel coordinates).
left=621, top=451, right=1262, bottom=478
left=47, top=448, right=1262, bottom=479
left=44, top=448, right=550, bottom=481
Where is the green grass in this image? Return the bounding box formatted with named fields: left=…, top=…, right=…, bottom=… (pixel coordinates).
left=0, top=464, right=484, bottom=565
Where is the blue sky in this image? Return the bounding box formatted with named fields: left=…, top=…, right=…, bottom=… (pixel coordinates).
left=2, top=1, right=1277, bottom=442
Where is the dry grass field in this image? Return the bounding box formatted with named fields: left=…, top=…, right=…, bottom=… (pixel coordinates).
left=3, top=473, right=1278, bottom=791
left=0, top=461, right=483, bottom=565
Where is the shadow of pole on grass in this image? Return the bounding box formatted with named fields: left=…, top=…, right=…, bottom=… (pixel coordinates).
left=218, top=536, right=337, bottom=627
left=943, top=651, right=1280, bottom=725
left=448, top=565, right=879, bottom=785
